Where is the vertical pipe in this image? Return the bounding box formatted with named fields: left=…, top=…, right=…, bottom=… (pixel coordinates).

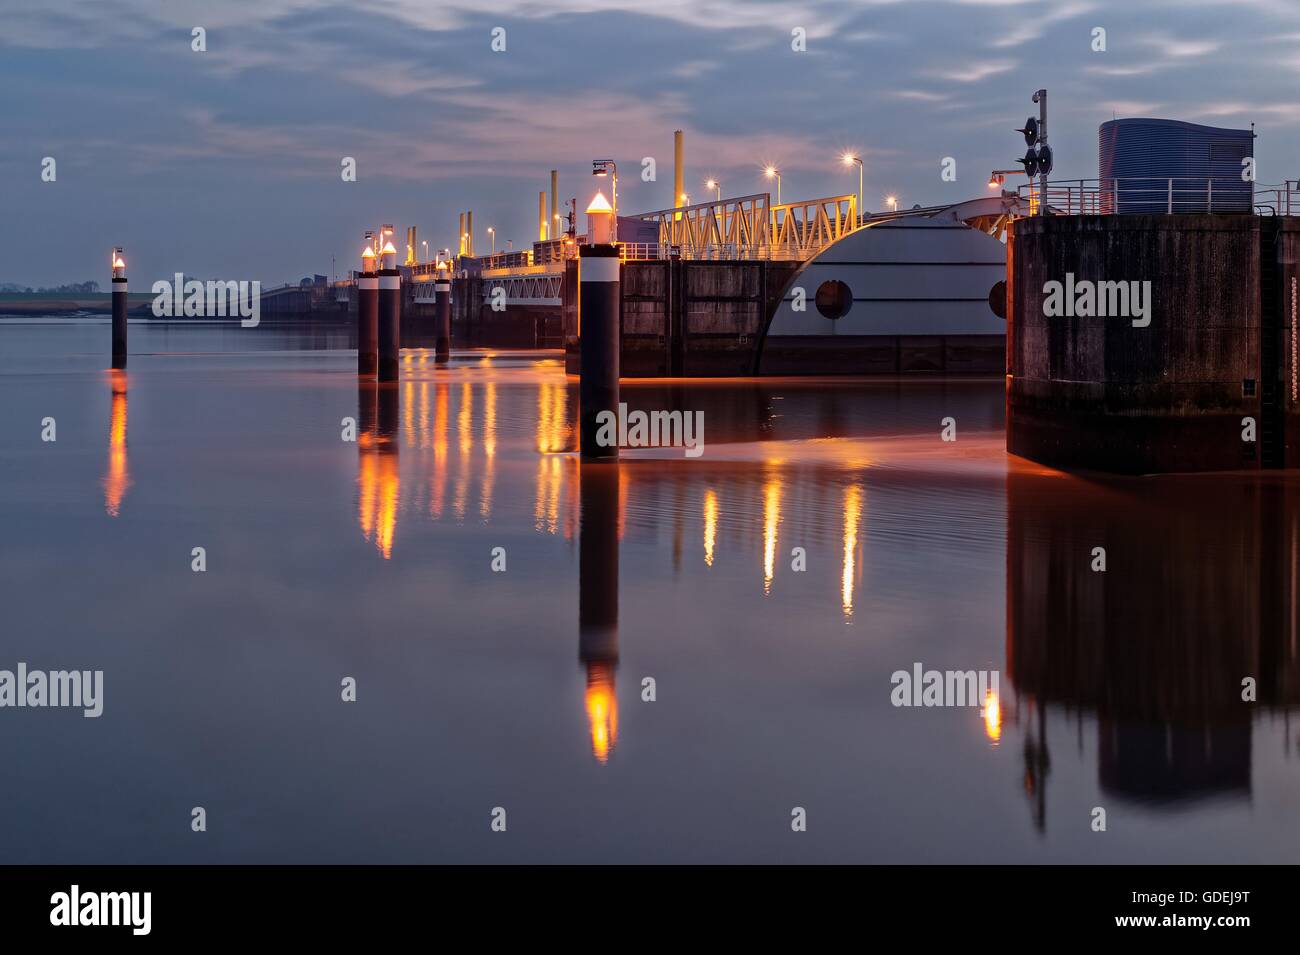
left=539, top=191, right=548, bottom=241
left=378, top=261, right=401, bottom=382
left=111, top=253, right=128, bottom=369
left=466, top=211, right=473, bottom=257
left=459, top=213, right=466, bottom=256
left=435, top=266, right=451, bottom=364
left=674, top=129, right=684, bottom=214
left=1035, top=89, right=1048, bottom=217
left=550, top=170, right=558, bottom=241
left=579, top=244, right=620, bottom=459
left=358, top=259, right=378, bottom=376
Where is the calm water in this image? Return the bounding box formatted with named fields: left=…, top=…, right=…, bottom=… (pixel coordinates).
left=2, top=318, right=1298, bottom=863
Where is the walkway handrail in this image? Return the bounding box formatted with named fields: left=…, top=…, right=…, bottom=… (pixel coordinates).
left=1016, top=178, right=1293, bottom=215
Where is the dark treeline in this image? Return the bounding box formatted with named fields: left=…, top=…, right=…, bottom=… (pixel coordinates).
left=0, top=280, right=101, bottom=294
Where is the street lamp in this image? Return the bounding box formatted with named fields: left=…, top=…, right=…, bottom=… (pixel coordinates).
left=706, top=179, right=721, bottom=203
left=421, top=239, right=428, bottom=263
left=886, top=195, right=898, bottom=212
left=488, top=226, right=495, bottom=254
left=592, top=160, right=619, bottom=242
left=842, top=154, right=863, bottom=222
left=764, top=166, right=782, bottom=204
left=988, top=169, right=1025, bottom=191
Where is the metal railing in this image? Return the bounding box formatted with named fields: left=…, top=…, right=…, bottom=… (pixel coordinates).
left=1255, top=181, right=1300, bottom=216
left=1016, top=178, right=1285, bottom=215
left=616, top=242, right=804, bottom=261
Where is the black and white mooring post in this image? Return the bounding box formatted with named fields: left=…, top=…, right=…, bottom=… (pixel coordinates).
left=579, top=190, right=620, bottom=460
left=111, top=248, right=128, bottom=369
left=434, top=259, right=451, bottom=364
left=377, top=240, right=401, bottom=382
left=358, top=244, right=378, bottom=375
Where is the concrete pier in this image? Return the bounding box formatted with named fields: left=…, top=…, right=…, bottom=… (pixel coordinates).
left=1006, top=214, right=1297, bottom=473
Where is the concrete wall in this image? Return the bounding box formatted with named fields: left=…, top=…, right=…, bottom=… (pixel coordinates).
left=1278, top=218, right=1300, bottom=464
left=1007, top=214, right=1263, bottom=473
left=564, top=259, right=800, bottom=377
left=430, top=276, right=562, bottom=349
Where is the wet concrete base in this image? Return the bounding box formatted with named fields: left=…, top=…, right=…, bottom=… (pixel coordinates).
left=1007, top=403, right=1256, bottom=474
left=760, top=334, right=1004, bottom=376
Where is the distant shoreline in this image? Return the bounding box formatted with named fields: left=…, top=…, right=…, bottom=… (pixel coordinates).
left=0, top=294, right=156, bottom=317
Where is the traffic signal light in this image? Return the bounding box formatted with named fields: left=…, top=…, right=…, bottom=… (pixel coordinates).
left=1014, top=103, right=1053, bottom=178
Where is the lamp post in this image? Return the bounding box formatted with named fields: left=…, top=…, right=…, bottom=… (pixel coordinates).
left=580, top=189, right=619, bottom=460
left=111, top=248, right=127, bottom=369
left=842, top=154, right=863, bottom=222
left=706, top=179, right=721, bottom=203
left=434, top=259, right=451, bottom=364
left=377, top=240, right=401, bottom=382
left=488, top=227, right=495, bottom=255
left=592, top=160, right=619, bottom=243
left=358, top=241, right=378, bottom=376
left=886, top=195, right=898, bottom=213
left=764, top=166, right=781, bottom=204
left=421, top=239, right=428, bottom=263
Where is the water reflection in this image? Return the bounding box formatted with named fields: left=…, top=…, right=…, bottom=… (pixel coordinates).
left=841, top=483, right=862, bottom=618
left=1005, top=470, right=1300, bottom=824
left=762, top=471, right=781, bottom=596
left=103, top=369, right=131, bottom=517
left=357, top=381, right=400, bottom=559
left=580, top=462, right=621, bottom=763
left=480, top=380, right=496, bottom=520
left=337, top=370, right=1300, bottom=805
left=703, top=488, right=718, bottom=567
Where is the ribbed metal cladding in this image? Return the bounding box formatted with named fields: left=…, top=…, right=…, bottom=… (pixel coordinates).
left=1098, top=118, right=1254, bottom=213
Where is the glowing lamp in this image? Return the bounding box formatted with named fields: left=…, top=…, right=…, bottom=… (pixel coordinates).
left=587, top=190, right=615, bottom=245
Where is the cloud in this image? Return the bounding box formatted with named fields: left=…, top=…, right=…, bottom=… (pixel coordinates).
left=1139, top=33, right=1220, bottom=58
left=928, top=62, right=1016, bottom=82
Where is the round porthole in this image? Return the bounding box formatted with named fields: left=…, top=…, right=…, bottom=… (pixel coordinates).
left=988, top=280, right=1007, bottom=319
left=814, top=280, right=852, bottom=320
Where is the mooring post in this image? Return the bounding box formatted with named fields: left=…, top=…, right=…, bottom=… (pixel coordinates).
left=377, top=240, right=401, bottom=382
left=111, top=248, right=127, bottom=369
left=434, top=260, right=451, bottom=364
left=358, top=245, right=378, bottom=375
left=578, top=239, right=620, bottom=460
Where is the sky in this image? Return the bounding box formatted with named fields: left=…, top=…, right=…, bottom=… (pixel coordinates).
left=2, top=0, right=1299, bottom=288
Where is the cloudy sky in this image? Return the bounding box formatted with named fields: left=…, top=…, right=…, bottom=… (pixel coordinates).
left=2, top=0, right=1298, bottom=287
